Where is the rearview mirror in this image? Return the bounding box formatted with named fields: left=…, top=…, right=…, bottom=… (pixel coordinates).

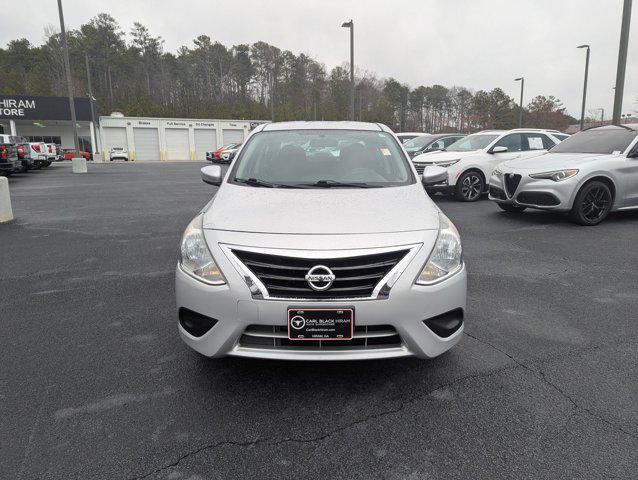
left=491, top=146, right=508, bottom=154
left=201, top=165, right=222, bottom=186
left=421, top=166, right=448, bottom=186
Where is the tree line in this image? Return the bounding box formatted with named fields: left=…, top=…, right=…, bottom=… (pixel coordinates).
left=0, top=13, right=577, bottom=132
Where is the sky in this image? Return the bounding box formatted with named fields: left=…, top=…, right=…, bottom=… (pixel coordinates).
left=2, top=0, right=637, bottom=120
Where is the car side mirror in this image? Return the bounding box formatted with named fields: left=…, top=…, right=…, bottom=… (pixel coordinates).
left=201, top=165, right=222, bottom=186
left=421, top=166, right=448, bottom=186
left=490, top=146, right=508, bottom=154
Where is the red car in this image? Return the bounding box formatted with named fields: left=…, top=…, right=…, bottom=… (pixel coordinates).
left=206, top=143, right=238, bottom=162
left=62, top=149, right=92, bottom=161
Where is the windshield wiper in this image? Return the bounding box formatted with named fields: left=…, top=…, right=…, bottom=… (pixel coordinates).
left=295, top=179, right=377, bottom=188
left=235, top=178, right=302, bottom=188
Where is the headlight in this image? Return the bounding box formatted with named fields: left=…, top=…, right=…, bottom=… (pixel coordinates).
left=492, top=168, right=503, bottom=179
left=179, top=214, right=226, bottom=285
left=436, top=159, right=460, bottom=168
left=529, top=169, right=579, bottom=182
left=416, top=213, right=463, bottom=285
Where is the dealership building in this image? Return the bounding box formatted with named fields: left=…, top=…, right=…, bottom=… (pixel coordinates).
left=0, top=94, right=97, bottom=153
left=99, top=115, right=254, bottom=161
left=0, top=94, right=262, bottom=161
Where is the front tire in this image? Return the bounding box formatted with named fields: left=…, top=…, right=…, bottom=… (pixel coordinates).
left=455, top=171, right=484, bottom=202
left=497, top=202, right=527, bottom=213
left=569, top=181, right=612, bottom=225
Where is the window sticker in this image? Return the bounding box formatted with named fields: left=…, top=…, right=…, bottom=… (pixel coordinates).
left=528, top=136, right=544, bottom=150
left=380, top=147, right=391, bottom=156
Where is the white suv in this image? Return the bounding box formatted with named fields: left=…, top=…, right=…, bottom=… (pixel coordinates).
left=412, top=129, right=568, bottom=201
left=109, top=147, right=129, bottom=161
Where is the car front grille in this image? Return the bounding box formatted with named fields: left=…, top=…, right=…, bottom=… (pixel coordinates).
left=413, top=163, right=428, bottom=174
left=504, top=174, right=522, bottom=197
left=239, top=324, right=402, bottom=350
left=489, top=185, right=507, bottom=200
left=516, top=191, right=560, bottom=206
left=231, top=248, right=410, bottom=299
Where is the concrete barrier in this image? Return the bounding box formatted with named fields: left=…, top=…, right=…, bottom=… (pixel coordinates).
left=72, top=157, right=87, bottom=173
left=0, top=176, right=14, bottom=223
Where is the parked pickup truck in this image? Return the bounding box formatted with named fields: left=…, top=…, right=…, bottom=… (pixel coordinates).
left=15, top=137, right=33, bottom=172
left=28, top=142, right=50, bottom=168
left=0, top=134, right=20, bottom=176
left=45, top=143, right=60, bottom=162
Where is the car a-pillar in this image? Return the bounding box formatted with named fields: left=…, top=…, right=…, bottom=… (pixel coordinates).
left=0, top=176, right=14, bottom=223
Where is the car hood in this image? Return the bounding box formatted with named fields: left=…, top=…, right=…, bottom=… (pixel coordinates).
left=412, top=149, right=479, bottom=163
left=203, top=183, right=440, bottom=234
left=501, top=152, right=608, bottom=171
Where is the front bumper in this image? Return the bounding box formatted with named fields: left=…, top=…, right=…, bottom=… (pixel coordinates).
left=425, top=181, right=454, bottom=195
left=175, top=260, right=466, bottom=361
left=489, top=172, right=577, bottom=211
left=0, top=159, right=19, bottom=172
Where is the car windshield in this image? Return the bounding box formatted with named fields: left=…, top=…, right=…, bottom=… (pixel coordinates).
left=446, top=134, right=499, bottom=152
left=550, top=128, right=638, bottom=154
left=231, top=129, right=414, bottom=188
left=402, top=135, right=435, bottom=151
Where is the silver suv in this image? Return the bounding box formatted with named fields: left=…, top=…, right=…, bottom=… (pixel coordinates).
left=489, top=125, right=638, bottom=225
left=175, top=121, right=466, bottom=360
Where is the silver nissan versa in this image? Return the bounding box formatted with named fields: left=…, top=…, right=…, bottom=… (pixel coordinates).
left=175, top=121, right=466, bottom=360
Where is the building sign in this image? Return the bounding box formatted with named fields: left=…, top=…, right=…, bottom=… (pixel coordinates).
left=0, top=95, right=94, bottom=121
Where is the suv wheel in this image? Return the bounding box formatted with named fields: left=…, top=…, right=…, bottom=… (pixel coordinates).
left=497, top=202, right=527, bottom=213
left=570, top=181, right=612, bottom=226
left=455, top=171, right=484, bottom=202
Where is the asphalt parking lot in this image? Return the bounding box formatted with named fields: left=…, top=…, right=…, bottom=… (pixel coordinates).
left=1, top=162, right=637, bottom=480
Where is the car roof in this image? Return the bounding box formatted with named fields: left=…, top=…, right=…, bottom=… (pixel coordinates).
left=431, top=133, right=464, bottom=138
left=397, top=131, right=427, bottom=136
left=507, top=128, right=563, bottom=133
left=260, top=121, right=389, bottom=132
left=591, top=124, right=638, bottom=131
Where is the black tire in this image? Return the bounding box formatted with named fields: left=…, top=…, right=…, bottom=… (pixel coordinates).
left=497, top=202, right=527, bottom=213
left=569, top=180, right=612, bottom=226
left=454, top=170, right=484, bottom=202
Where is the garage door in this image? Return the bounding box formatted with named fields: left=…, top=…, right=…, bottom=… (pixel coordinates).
left=102, top=127, right=128, bottom=153
left=165, top=128, right=190, bottom=161
left=222, top=129, right=244, bottom=146
left=194, top=129, right=216, bottom=161
left=133, top=128, right=160, bottom=161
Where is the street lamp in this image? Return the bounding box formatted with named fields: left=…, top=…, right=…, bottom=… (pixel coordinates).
left=341, top=20, right=354, bottom=121
left=577, top=44, right=590, bottom=131
left=56, top=0, right=80, bottom=157
left=612, top=0, right=632, bottom=124
left=514, top=77, right=524, bottom=128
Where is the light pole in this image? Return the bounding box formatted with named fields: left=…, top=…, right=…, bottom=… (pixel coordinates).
left=612, top=0, right=632, bottom=124
left=577, top=45, right=590, bottom=131
left=341, top=20, right=354, bottom=121
left=56, top=0, right=80, bottom=156
left=85, top=53, right=100, bottom=156
left=514, top=77, right=524, bottom=128
left=598, top=107, right=605, bottom=126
